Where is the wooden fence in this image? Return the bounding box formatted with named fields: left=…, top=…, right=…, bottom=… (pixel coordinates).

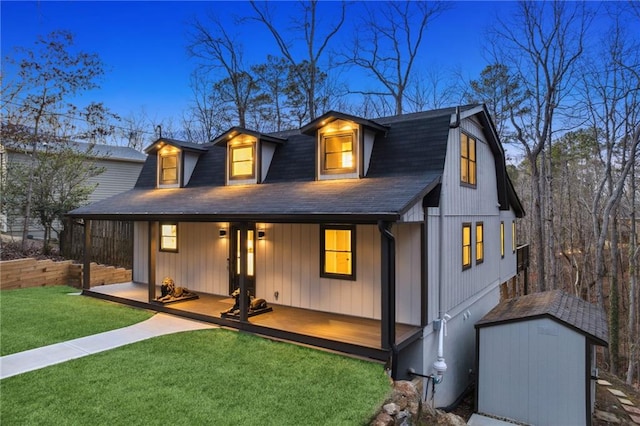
left=61, top=219, right=133, bottom=269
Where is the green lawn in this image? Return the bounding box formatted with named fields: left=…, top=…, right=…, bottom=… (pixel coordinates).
left=0, top=285, right=153, bottom=355
left=0, top=287, right=391, bottom=424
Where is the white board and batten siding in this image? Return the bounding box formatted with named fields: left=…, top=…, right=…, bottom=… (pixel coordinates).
left=257, top=223, right=421, bottom=325
left=133, top=221, right=422, bottom=325
left=478, top=317, right=587, bottom=426
left=156, top=223, right=229, bottom=296
left=133, top=221, right=149, bottom=283
left=428, top=118, right=517, bottom=317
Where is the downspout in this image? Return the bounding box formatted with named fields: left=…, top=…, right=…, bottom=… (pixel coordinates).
left=378, top=220, right=397, bottom=379
left=433, top=151, right=449, bottom=383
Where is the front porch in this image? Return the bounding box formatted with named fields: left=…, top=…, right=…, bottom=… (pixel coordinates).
left=85, top=282, right=423, bottom=362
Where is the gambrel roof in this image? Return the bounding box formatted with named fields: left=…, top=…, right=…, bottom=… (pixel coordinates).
left=69, top=105, right=524, bottom=222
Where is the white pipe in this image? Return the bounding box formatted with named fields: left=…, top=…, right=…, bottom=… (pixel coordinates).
left=433, top=314, right=450, bottom=383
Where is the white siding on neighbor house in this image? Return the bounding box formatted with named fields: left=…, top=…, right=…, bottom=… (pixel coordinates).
left=86, top=159, right=143, bottom=203
left=133, top=221, right=149, bottom=283
left=4, top=152, right=143, bottom=238
left=478, top=317, right=586, bottom=426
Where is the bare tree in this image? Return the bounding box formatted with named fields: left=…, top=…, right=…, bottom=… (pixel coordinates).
left=491, top=1, right=592, bottom=292
left=1, top=30, right=109, bottom=250
left=342, top=1, right=449, bottom=115
left=188, top=15, right=257, bottom=128
left=250, top=0, right=345, bottom=121
left=581, top=9, right=640, bottom=373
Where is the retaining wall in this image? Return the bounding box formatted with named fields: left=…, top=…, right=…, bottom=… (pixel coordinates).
left=1, top=258, right=131, bottom=290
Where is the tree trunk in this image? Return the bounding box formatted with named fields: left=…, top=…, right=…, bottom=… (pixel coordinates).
left=627, top=163, right=638, bottom=385
left=610, top=213, right=620, bottom=375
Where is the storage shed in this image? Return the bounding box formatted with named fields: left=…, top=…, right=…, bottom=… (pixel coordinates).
left=474, top=290, right=608, bottom=426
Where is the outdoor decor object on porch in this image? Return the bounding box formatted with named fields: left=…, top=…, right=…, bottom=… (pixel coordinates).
left=153, top=277, right=199, bottom=304
left=221, top=287, right=272, bottom=318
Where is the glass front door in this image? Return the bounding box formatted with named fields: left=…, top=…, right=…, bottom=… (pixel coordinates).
left=229, top=224, right=256, bottom=296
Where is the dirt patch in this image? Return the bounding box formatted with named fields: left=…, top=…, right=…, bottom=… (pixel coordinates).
left=1, top=235, right=65, bottom=262
left=594, top=371, right=640, bottom=425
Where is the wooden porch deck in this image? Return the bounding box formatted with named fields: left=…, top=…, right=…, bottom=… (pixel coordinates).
left=85, top=282, right=422, bottom=362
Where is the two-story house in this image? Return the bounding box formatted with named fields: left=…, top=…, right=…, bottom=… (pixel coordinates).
left=69, top=104, right=525, bottom=407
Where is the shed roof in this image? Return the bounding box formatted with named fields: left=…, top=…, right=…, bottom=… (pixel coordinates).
left=476, top=290, right=608, bottom=346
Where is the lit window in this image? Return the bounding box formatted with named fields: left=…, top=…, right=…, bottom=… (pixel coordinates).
left=500, top=221, right=505, bottom=258
left=321, top=225, right=355, bottom=280
left=512, top=221, right=516, bottom=253
left=160, top=153, right=179, bottom=185
left=462, top=223, right=472, bottom=270
left=160, top=223, right=178, bottom=252
left=324, top=134, right=354, bottom=171
left=461, top=133, right=476, bottom=186
left=230, top=143, right=255, bottom=179
left=476, top=222, right=484, bottom=264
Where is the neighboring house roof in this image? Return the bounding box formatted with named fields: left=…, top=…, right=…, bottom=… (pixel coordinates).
left=3, top=140, right=146, bottom=163
left=69, top=105, right=523, bottom=221
left=475, top=290, right=609, bottom=347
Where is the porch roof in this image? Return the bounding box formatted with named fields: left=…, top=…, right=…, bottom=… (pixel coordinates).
left=68, top=171, right=441, bottom=222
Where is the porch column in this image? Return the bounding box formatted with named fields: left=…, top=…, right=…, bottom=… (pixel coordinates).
left=148, top=221, right=157, bottom=302
left=238, top=222, right=248, bottom=322
left=82, top=219, right=92, bottom=290
left=378, top=221, right=396, bottom=351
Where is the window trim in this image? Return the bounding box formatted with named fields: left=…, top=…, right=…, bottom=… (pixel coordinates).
left=476, top=222, right=484, bottom=265
left=462, top=222, right=472, bottom=270
left=500, top=221, right=505, bottom=259
left=512, top=220, right=516, bottom=253
left=159, top=222, right=178, bottom=253
left=320, top=224, right=356, bottom=281
left=460, top=132, right=477, bottom=187
left=318, top=127, right=358, bottom=177
left=229, top=141, right=256, bottom=181
left=158, top=150, right=180, bottom=187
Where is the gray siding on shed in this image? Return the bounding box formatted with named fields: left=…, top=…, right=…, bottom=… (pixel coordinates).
left=478, top=317, right=587, bottom=425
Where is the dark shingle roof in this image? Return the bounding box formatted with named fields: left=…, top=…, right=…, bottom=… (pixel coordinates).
left=70, top=105, right=521, bottom=221
left=70, top=173, right=440, bottom=221
left=475, top=290, right=609, bottom=346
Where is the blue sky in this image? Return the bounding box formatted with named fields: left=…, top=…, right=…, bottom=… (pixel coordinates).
left=1, top=1, right=513, bottom=126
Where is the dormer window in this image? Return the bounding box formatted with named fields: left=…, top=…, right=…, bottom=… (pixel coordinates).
left=213, top=127, right=286, bottom=186
left=229, top=140, right=256, bottom=180
left=158, top=146, right=181, bottom=187
left=318, top=119, right=358, bottom=179
left=302, top=112, right=387, bottom=181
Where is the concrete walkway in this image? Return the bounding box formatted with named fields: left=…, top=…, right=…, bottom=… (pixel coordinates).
left=0, top=313, right=217, bottom=380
